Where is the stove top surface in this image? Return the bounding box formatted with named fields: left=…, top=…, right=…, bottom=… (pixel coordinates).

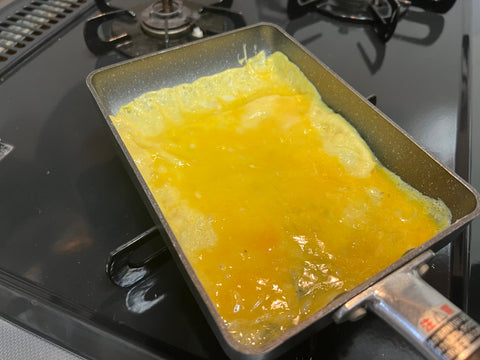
left=0, top=1, right=478, bottom=359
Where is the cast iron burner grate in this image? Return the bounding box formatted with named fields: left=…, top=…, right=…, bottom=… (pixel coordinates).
left=106, top=226, right=169, bottom=289
left=84, top=0, right=246, bottom=58
left=287, top=0, right=456, bottom=42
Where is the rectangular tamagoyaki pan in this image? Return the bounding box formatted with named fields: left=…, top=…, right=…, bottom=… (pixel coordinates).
left=87, top=23, right=480, bottom=360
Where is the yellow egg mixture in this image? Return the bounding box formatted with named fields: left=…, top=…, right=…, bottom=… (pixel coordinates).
left=111, top=51, right=451, bottom=348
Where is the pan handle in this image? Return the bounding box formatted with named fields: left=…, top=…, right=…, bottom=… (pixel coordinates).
left=333, top=251, right=480, bottom=360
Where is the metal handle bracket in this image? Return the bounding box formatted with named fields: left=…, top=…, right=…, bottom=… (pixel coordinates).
left=334, top=251, right=480, bottom=360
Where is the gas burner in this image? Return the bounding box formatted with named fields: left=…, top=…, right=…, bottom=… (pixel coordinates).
left=140, top=0, right=199, bottom=38
left=315, top=0, right=400, bottom=22
left=84, top=0, right=246, bottom=58
left=287, top=0, right=456, bottom=42
left=288, top=0, right=404, bottom=41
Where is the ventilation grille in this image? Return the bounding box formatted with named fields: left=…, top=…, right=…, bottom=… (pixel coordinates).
left=0, top=0, right=94, bottom=80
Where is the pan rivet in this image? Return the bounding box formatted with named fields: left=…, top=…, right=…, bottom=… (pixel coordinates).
left=417, top=263, right=430, bottom=277
left=347, top=307, right=367, bottom=322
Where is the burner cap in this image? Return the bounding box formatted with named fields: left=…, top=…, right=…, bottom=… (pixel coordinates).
left=140, top=0, right=200, bottom=37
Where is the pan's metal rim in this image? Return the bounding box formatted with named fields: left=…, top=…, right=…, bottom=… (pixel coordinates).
left=85, top=22, right=288, bottom=88
left=85, top=22, right=480, bottom=360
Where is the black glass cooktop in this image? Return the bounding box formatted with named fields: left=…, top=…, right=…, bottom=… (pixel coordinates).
left=0, top=1, right=478, bottom=359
